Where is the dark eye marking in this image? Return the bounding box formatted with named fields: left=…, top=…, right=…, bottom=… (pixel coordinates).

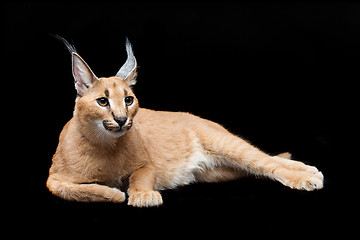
left=104, top=89, right=109, bottom=97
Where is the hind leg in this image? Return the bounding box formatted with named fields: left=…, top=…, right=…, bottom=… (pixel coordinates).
left=195, top=167, right=248, bottom=183
left=196, top=124, right=324, bottom=190
left=195, top=152, right=292, bottom=183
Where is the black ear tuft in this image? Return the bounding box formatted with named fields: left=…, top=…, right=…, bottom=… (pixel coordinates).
left=52, top=34, right=77, bottom=54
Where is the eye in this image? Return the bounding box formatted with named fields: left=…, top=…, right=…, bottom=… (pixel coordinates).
left=96, top=97, right=109, bottom=107
left=124, top=96, right=134, bottom=106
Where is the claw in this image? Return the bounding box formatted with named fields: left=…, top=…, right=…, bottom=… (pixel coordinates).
left=309, top=182, right=317, bottom=189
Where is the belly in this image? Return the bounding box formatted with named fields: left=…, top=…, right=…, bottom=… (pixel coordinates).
left=154, top=144, right=217, bottom=190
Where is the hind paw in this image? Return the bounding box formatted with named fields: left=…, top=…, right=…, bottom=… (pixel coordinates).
left=281, top=170, right=324, bottom=191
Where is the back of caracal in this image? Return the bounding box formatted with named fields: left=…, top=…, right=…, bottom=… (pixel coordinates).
left=47, top=38, right=324, bottom=207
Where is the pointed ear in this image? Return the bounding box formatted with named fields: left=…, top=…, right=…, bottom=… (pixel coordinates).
left=115, top=38, right=137, bottom=86
left=72, top=52, right=98, bottom=96
left=124, top=66, right=137, bottom=87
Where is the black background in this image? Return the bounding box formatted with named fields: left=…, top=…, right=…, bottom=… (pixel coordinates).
left=4, top=1, right=355, bottom=237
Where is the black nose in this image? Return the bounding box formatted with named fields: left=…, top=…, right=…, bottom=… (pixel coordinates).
left=114, top=116, right=127, bottom=127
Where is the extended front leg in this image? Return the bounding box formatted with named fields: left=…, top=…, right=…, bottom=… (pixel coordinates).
left=127, top=165, right=163, bottom=207
left=47, top=174, right=126, bottom=203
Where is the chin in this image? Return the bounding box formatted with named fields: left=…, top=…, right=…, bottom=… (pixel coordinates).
left=92, top=128, right=128, bottom=144
left=108, top=129, right=128, bottom=138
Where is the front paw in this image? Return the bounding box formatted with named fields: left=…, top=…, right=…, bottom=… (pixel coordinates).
left=128, top=190, right=163, bottom=207
left=110, top=188, right=126, bottom=203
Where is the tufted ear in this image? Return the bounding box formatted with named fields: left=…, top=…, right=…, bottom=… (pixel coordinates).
left=54, top=35, right=99, bottom=96
left=115, top=38, right=137, bottom=86
left=72, top=52, right=99, bottom=96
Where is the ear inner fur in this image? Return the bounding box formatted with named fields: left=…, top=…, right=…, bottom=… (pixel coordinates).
left=72, top=52, right=99, bottom=96
left=115, top=38, right=137, bottom=86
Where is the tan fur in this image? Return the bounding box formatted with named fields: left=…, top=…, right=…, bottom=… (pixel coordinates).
left=47, top=57, right=324, bottom=208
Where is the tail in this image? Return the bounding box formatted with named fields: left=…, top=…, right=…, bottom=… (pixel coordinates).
left=276, top=152, right=291, bottom=159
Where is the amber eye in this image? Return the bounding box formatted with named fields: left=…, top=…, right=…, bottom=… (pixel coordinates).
left=96, top=97, right=109, bottom=107
left=124, top=96, right=134, bottom=106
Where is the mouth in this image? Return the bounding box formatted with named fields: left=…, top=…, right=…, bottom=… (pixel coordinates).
left=91, top=120, right=130, bottom=143
left=102, top=119, right=132, bottom=136
left=103, top=120, right=120, bottom=132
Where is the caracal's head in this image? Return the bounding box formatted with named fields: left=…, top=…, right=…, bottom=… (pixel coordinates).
left=61, top=37, right=139, bottom=143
